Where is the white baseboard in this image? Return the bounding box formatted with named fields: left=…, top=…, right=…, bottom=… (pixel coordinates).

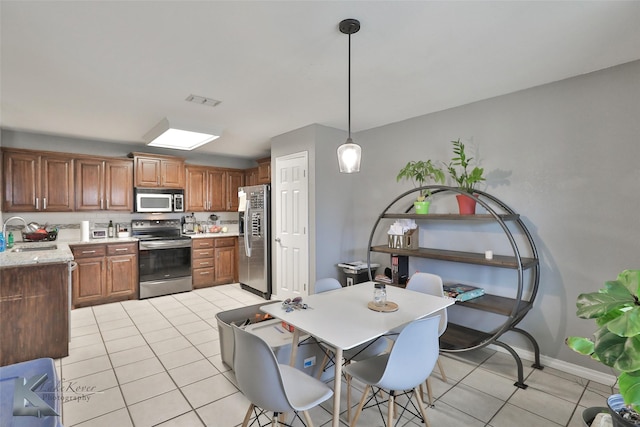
left=487, top=343, right=617, bottom=387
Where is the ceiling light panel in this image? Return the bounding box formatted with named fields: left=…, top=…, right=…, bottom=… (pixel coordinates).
left=186, top=94, right=221, bottom=108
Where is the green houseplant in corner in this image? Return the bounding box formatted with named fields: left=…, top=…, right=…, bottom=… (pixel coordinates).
left=396, top=159, right=445, bottom=214
left=566, top=269, right=640, bottom=426
left=446, top=139, right=485, bottom=214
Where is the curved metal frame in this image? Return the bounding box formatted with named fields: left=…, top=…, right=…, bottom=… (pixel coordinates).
left=366, top=186, right=542, bottom=385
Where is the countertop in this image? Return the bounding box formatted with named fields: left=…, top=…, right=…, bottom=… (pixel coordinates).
left=188, top=232, right=239, bottom=239
left=0, top=241, right=74, bottom=267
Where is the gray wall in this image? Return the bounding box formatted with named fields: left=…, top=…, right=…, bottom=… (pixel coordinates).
left=338, top=59, right=640, bottom=373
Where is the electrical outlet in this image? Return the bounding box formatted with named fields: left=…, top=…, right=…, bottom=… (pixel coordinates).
left=303, top=356, right=316, bottom=368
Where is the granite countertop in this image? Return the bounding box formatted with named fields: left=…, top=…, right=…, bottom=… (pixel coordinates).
left=188, top=232, right=239, bottom=238
left=0, top=241, right=73, bottom=267
left=67, top=236, right=140, bottom=246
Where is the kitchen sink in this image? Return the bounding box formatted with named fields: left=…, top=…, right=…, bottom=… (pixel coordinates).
left=11, top=244, right=58, bottom=252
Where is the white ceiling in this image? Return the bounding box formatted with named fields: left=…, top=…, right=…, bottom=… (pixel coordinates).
left=2, top=1, right=640, bottom=159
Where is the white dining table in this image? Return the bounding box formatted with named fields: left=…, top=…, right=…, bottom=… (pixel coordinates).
left=260, top=281, right=454, bottom=427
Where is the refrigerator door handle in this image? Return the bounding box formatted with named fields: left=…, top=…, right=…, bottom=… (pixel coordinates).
left=244, top=199, right=252, bottom=257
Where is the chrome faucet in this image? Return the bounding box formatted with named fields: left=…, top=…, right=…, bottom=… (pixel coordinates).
left=3, top=216, right=28, bottom=242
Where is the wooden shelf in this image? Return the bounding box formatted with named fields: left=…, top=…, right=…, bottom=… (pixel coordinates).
left=439, top=324, right=494, bottom=351
left=453, top=294, right=533, bottom=317
left=370, top=245, right=539, bottom=270
left=381, top=213, right=520, bottom=221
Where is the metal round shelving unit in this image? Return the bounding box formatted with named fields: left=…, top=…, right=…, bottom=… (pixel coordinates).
left=366, top=186, right=543, bottom=388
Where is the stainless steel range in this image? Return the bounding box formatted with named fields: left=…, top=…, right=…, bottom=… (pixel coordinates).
left=132, top=219, right=192, bottom=299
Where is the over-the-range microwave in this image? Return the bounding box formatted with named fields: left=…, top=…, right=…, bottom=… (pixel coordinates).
left=134, top=188, right=184, bottom=213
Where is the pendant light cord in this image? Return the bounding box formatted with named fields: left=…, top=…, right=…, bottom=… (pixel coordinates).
left=347, top=31, right=352, bottom=140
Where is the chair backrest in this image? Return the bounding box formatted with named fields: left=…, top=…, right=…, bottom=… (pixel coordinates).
left=406, top=272, right=448, bottom=337
left=377, top=316, right=440, bottom=391
left=232, top=325, right=292, bottom=413
left=315, top=277, right=342, bottom=294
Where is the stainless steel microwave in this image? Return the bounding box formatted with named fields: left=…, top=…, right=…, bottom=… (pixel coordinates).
left=134, top=188, right=184, bottom=213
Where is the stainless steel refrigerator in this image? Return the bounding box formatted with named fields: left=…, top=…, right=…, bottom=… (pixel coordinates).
left=238, top=184, right=272, bottom=299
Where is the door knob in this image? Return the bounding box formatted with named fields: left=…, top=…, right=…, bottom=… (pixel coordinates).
left=274, top=238, right=281, bottom=242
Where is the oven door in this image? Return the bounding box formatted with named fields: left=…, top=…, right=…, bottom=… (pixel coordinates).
left=138, top=239, right=192, bottom=298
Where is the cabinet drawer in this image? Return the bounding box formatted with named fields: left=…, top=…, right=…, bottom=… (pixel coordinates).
left=72, top=245, right=106, bottom=259
left=214, top=237, right=236, bottom=248
left=192, top=267, right=215, bottom=287
left=107, top=242, right=137, bottom=256
left=193, top=248, right=214, bottom=259
left=192, top=238, right=214, bottom=249
left=193, top=258, right=214, bottom=268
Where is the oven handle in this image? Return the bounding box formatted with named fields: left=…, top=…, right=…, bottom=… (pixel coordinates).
left=139, top=240, right=192, bottom=250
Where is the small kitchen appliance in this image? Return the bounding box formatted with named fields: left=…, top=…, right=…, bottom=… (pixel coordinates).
left=182, top=213, right=197, bottom=234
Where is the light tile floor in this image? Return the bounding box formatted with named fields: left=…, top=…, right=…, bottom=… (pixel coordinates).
left=55, top=284, right=614, bottom=427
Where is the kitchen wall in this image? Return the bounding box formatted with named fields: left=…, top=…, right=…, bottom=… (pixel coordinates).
left=334, top=59, right=640, bottom=377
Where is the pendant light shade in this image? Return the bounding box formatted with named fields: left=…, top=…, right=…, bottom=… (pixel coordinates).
left=337, top=18, right=361, bottom=174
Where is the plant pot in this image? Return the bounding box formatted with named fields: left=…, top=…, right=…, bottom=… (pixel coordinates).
left=608, top=394, right=640, bottom=426
left=456, top=194, right=477, bottom=215
left=414, top=200, right=430, bottom=214
left=582, top=407, right=610, bottom=426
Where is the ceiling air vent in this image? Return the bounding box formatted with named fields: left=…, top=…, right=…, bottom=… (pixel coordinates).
left=185, top=94, right=221, bottom=108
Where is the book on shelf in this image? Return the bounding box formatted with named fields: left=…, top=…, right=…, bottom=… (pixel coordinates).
left=442, top=283, right=485, bottom=302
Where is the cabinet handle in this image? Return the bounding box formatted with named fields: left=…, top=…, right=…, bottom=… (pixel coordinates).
left=115, top=248, right=128, bottom=252
left=43, top=198, right=47, bottom=210
left=100, top=199, right=104, bottom=209
left=82, top=250, right=96, bottom=254
left=106, top=198, right=109, bottom=209
left=200, top=271, right=210, bottom=275
left=35, top=198, right=39, bottom=210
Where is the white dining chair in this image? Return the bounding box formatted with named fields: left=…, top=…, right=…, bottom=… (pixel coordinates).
left=313, top=278, right=390, bottom=421
left=345, top=315, right=440, bottom=427
left=404, top=272, right=449, bottom=405
left=232, top=324, right=333, bottom=427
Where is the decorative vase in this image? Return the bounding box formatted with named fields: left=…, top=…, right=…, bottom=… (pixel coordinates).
left=582, top=407, right=610, bottom=426
left=608, top=394, right=640, bottom=427
left=456, top=194, right=477, bottom=215
left=414, top=200, right=430, bottom=214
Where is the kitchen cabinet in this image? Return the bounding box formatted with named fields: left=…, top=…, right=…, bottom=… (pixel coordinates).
left=71, top=242, right=138, bottom=308
left=256, top=157, right=271, bottom=184
left=185, top=166, right=244, bottom=212
left=2, top=148, right=74, bottom=212
left=244, top=167, right=258, bottom=186
left=130, top=152, right=185, bottom=188
left=192, top=238, right=215, bottom=288
left=75, top=158, right=133, bottom=211
left=1, top=263, right=69, bottom=365
left=191, top=237, right=237, bottom=288
left=367, top=186, right=542, bottom=388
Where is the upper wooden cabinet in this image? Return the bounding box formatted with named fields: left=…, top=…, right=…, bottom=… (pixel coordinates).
left=257, top=157, right=271, bottom=184
left=244, top=167, right=258, bottom=187
left=75, top=158, right=133, bottom=211
left=2, top=148, right=74, bottom=212
left=130, top=152, right=185, bottom=188
left=185, top=166, right=244, bottom=212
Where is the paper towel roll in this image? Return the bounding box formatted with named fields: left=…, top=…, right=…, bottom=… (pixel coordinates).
left=81, top=221, right=90, bottom=242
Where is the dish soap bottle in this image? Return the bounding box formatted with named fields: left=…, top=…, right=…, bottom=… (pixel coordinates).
left=108, top=220, right=114, bottom=238
left=7, top=232, right=14, bottom=249
left=0, top=232, right=5, bottom=253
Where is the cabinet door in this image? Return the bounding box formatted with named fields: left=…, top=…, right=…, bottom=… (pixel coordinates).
left=244, top=167, right=258, bottom=186
left=257, top=159, right=271, bottom=184
left=105, top=160, right=133, bottom=211
left=161, top=159, right=185, bottom=188
left=106, top=254, right=137, bottom=298
left=75, top=159, right=105, bottom=210
left=227, top=170, right=244, bottom=211
left=3, top=150, right=39, bottom=211
left=73, top=257, right=106, bottom=307
left=215, top=246, right=236, bottom=284
left=208, top=169, right=226, bottom=211
left=186, top=166, right=208, bottom=211
left=135, top=157, right=161, bottom=187
left=41, top=155, right=74, bottom=211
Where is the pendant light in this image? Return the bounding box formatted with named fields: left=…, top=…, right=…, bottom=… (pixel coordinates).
left=337, top=18, right=361, bottom=173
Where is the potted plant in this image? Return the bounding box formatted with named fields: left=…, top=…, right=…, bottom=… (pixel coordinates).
left=396, top=159, right=445, bottom=214
left=566, top=269, right=640, bottom=426
left=446, top=139, right=485, bottom=214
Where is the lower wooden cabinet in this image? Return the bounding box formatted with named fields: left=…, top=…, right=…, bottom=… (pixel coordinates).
left=191, top=237, right=237, bottom=288
left=71, top=242, right=138, bottom=308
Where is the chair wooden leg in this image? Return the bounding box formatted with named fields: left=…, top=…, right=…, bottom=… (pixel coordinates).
left=413, top=387, right=431, bottom=427
left=437, top=357, right=447, bottom=382
left=316, top=353, right=330, bottom=379
left=426, top=377, right=434, bottom=405
left=302, top=411, right=314, bottom=427
left=346, top=373, right=352, bottom=422
left=350, top=384, right=370, bottom=427
left=387, top=392, right=395, bottom=427
left=242, top=404, right=254, bottom=427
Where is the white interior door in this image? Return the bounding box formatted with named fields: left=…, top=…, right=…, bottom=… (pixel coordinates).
left=274, top=152, right=309, bottom=300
